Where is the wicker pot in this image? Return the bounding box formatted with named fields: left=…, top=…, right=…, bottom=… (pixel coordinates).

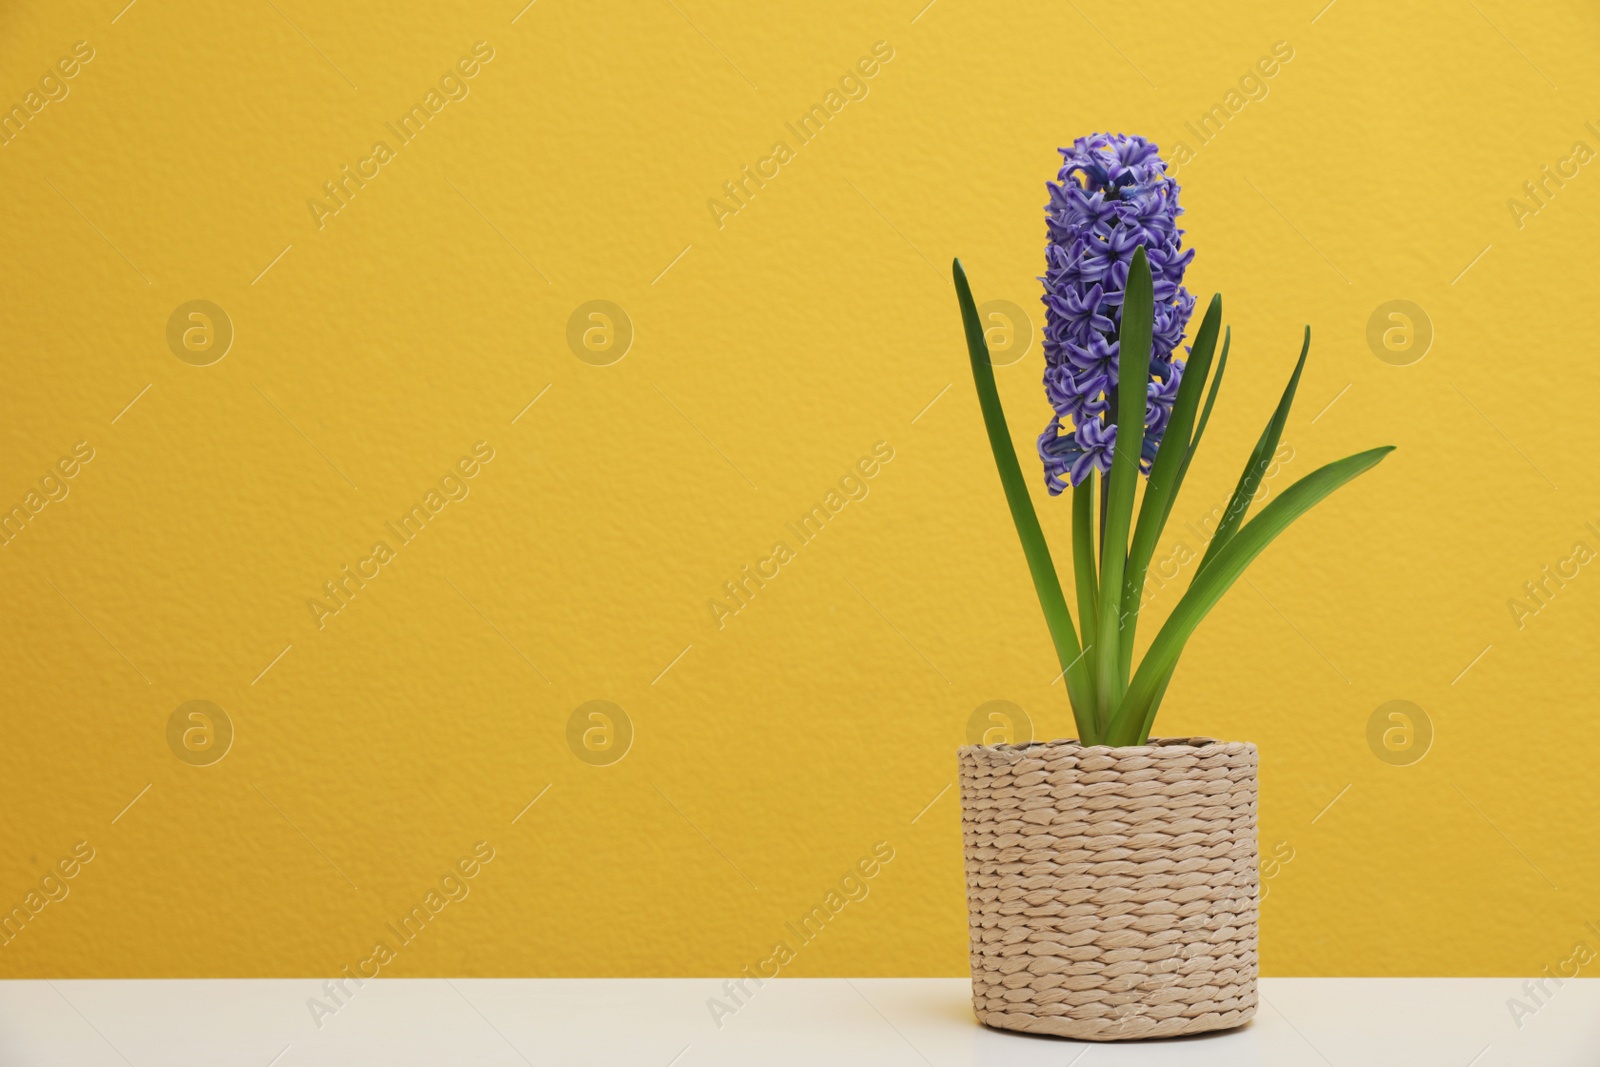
left=958, top=736, right=1258, bottom=1041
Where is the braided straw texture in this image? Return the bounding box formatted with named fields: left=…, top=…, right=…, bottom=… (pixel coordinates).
left=959, top=737, right=1258, bottom=1041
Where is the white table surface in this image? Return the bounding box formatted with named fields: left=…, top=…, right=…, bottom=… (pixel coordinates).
left=0, top=978, right=1593, bottom=1066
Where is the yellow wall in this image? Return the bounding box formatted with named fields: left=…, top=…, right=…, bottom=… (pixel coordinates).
left=2, top=0, right=1598, bottom=980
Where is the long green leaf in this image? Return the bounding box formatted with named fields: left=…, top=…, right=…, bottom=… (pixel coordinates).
left=1131, top=328, right=1230, bottom=732
left=1107, top=445, right=1396, bottom=744
left=1142, top=326, right=1228, bottom=738
left=1118, top=294, right=1223, bottom=680
left=1190, top=327, right=1229, bottom=450
left=1156, top=326, right=1230, bottom=539
left=1092, top=247, right=1154, bottom=726
left=1198, top=326, right=1310, bottom=575
left=953, top=258, right=1096, bottom=739
left=1072, top=471, right=1099, bottom=704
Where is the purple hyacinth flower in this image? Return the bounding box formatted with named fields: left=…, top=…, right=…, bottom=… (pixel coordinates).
left=1071, top=416, right=1118, bottom=484
left=1145, top=361, right=1184, bottom=438
left=1038, top=414, right=1119, bottom=495
left=1037, top=133, right=1197, bottom=493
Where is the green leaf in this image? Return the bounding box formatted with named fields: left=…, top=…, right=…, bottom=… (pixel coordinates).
left=1092, top=247, right=1154, bottom=727
left=1190, top=327, right=1230, bottom=450
left=1107, top=445, right=1397, bottom=745
left=1118, top=294, right=1223, bottom=680
left=953, top=258, right=1097, bottom=740
left=1072, top=471, right=1099, bottom=705
left=1156, top=326, right=1230, bottom=539
left=1198, top=326, right=1310, bottom=576
left=1143, top=671, right=1174, bottom=738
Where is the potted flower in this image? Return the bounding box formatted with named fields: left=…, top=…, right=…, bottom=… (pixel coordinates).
left=952, top=134, right=1393, bottom=1041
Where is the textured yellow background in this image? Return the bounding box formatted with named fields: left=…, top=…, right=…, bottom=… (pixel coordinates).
left=2, top=0, right=1598, bottom=982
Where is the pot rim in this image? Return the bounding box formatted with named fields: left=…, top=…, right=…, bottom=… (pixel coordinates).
left=959, top=735, right=1255, bottom=758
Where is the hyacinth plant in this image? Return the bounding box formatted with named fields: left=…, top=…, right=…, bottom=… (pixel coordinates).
left=953, top=133, right=1394, bottom=747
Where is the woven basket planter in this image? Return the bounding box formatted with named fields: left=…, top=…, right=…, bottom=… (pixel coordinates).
left=959, top=736, right=1258, bottom=1041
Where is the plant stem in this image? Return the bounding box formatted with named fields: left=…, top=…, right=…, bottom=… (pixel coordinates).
left=1072, top=472, right=1100, bottom=737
